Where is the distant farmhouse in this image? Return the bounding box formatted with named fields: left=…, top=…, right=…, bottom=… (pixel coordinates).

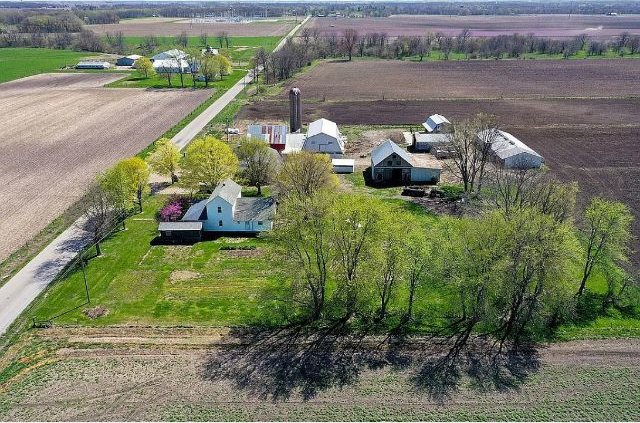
left=116, top=54, right=142, bottom=67
left=371, top=139, right=441, bottom=184
left=480, top=129, right=544, bottom=169
left=159, top=179, right=276, bottom=242
left=75, top=60, right=111, bottom=70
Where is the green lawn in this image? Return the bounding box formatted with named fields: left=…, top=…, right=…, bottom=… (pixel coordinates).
left=106, top=68, right=246, bottom=89
left=0, top=48, right=88, bottom=84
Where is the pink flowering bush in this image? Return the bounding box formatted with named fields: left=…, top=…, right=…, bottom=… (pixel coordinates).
left=158, top=201, right=183, bottom=222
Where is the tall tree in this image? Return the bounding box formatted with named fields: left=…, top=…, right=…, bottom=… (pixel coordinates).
left=148, top=138, right=180, bottom=183
left=577, top=198, right=633, bottom=297
left=181, top=136, right=239, bottom=192
left=275, top=152, right=338, bottom=200
left=236, top=138, right=278, bottom=195
left=82, top=183, right=118, bottom=257
left=134, top=56, right=154, bottom=79
left=341, top=28, right=359, bottom=61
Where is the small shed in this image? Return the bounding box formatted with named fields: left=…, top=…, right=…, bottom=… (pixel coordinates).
left=75, top=61, right=111, bottom=70
left=423, top=114, right=451, bottom=133
left=158, top=221, right=203, bottom=243
left=116, top=55, right=142, bottom=66
left=412, top=133, right=450, bottom=152
left=332, top=158, right=355, bottom=174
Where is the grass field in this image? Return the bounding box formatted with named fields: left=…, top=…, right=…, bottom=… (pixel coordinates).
left=0, top=48, right=88, bottom=84
left=107, top=67, right=245, bottom=89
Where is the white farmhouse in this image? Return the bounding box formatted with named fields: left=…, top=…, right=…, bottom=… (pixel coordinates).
left=302, top=118, right=345, bottom=155
left=423, top=114, right=451, bottom=133
left=371, top=140, right=441, bottom=185
left=480, top=129, right=544, bottom=169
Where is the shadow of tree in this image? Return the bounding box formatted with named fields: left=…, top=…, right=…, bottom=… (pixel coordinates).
left=200, top=325, right=541, bottom=402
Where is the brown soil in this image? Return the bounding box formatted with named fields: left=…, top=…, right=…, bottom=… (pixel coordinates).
left=87, top=19, right=294, bottom=37
left=305, top=14, right=640, bottom=40
left=0, top=327, right=638, bottom=421
left=169, top=270, right=201, bottom=282
left=83, top=306, right=109, bottom=319
left=0, top=73, right=212, bottom=263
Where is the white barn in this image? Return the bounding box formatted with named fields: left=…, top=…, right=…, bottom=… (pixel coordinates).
left=75, top=60, right=111, bottom=70
left=302, top=118, right=346, bottom=155
left=151, top=49, right=187, bottom=61
left=423, top=114, right=451, bottom=133
left=153, top=58, right=190, bottom=74
left=180, top=179, right=276, bottom=233
left=371, top=140, right=441, bottom=185
left=480, top=129, right=544, bottom=169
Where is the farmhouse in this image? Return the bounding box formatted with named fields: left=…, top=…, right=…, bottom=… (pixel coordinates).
left=151, top=49, right=187, bottom=61
left=371, top=139, right=441, bottom=184
left=75, top=60, right=111, bottom=70
left=116, top=54, right=142, bottom=66
left=423, top=114, right=451, bottom=133
left=302, top=118, right=346, bottom=155
left=159, top=179, right=276, bottom=242
left=481, top=129, right=544, bottom=169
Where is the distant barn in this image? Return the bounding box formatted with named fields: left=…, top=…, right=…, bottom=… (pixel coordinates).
left=480, top=129, right=544, bottom=169
left=116, top=55, right=142, bottom=67
left=423, top=114, right=451, bottom=133
left=371, top=139, right=441, bottom=185
left=75, top=60, right=111, bottom=70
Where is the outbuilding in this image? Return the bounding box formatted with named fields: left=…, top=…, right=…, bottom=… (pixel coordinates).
left=151, top=49, right=187, bottom=61
left=302, top=118, right=346, bottom=155
left=371, top=140, right=441, bottom=185
left=480, top=129, right=544, bottom=169
left=75, top=60, right=111, bottom=70
left=332, top=158, right=355, bottom=174
left=423, top=114, right=451, bottom=133
left=153, top=58, right=191, bottom=74
left=158, top=221, right=203, bottom=243
left=116, top=54, right=142, bottom=67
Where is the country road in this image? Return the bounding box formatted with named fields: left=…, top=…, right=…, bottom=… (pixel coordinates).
left=0, top=15, right=310, bottom=337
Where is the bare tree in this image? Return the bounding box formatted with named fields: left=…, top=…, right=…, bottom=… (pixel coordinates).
left=175, top=31, right=188, bottom=48
left=82, top=184, right=118, bottom=257
left=199, top=32, right=208, bottom=47
left=341, top=28, right=358, bottom=61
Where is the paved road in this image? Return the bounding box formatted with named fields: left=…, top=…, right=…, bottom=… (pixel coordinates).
left=0, top=16, right=311, bottom=337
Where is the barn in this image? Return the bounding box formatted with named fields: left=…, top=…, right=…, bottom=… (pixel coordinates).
left=370, top=140, right=441, bottom=185
left=116, top=55, right=142, bottom=66
left=151, top=49, right=187, bottom=61
left=480, top=129, right=544, bottom=169
left=247, top=124, right=288, bottom=152
left=302, top=118, right=346, bottom=155
left=423, top=114, right=451, bottom=133
left=75, top=60, right=111, bottom=70
left=153, top=58, right=191, bottom=74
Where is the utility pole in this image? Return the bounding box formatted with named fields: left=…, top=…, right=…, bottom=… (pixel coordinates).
left=80, top=257, right=90, bottom=304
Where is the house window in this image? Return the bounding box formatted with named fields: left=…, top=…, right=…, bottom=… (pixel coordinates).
left=218, top=220, right=223, bottom=227
left=395, top=160, right=401, bottom=166
left=258, top=221, right=263, bottom=226
left=217, top=206, right=222, bottom=213
left=165, top=230, right=172, bottom=237
left=387, top=160, right=392, bottom=166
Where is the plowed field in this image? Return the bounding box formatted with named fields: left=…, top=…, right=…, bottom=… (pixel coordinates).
left=0, top=73, right=212, bottom=263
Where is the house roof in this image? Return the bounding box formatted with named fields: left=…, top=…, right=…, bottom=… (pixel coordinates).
left=283, top=133, right=306, bottom=154
left=371, top=139, right=413, bottom=167
left=207, top=179, right=242, bottom=205
left=480, top=129, right=543, bottom=160
left=76, top=61, right=111, bottom=68
left=152, top=58, right=190, bottom=71
left=414, top=133, right=450, bottom=144
left=234, top=197, right=276, bottom=222
left=423, top=114, right=451, bottom=132
left=181, top=199, right=207, bottom=221
left=332, top=158, right=355, bottom=167
left=307, top=118, right=340, bottom=140
left=124, top=54, right=142, bottom=60
left=151, top=49, right=187, bottom=61
left=159, top=221, right=203, bottom=231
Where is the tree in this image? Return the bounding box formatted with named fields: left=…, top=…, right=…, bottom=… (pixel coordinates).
left=403, top=222, right=431, bottom=322
left=82, top=183, right=118, bottom=257
left=341, top=28, right=358, bottom=61
left=446, top=113, right=498, bottom=197
left=134, top=57, right=154, bottom=79
left=373, top=210, right=404, bottom=321
left=181, top=136, right=239, bottom=192
left=120, top=157, right=150, bottom=213
left=185, top=48, right=201, bottom=87
left=200, top=32, right=208, bottom=47
left=175, top=31, right=188, bottom=48
left=199, top=54, right=218, bottom=87
left=139, top=35, right=159, bottom=56
left=216, top=31, right=227, bottom=49
left=236, top=138, right=278, bottom=195
left=273, top=190, right=335, bottom=321
left=148, top=138, right=180, bottom=183
left=576, top=198, right=633, bottom=297
left=275, top=152, right=339, bottom=200
left=214, top=54, right=232, bottom=79
left=100, top=158, right=150, bottom=213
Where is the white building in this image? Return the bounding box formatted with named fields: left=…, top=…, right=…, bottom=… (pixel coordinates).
left=151, top=49, right=187, bottom=61
left=302, top=118, right=346, bottom=155
left=371, top=140, right=441, bottom=185
left=75, top=60, right=111, bottom=70
left=247, top=124, right=288, bottom=152
left=480, top=129, right=544, bottom=169
left=153, top=58, right=191, bottom=74
left=332, top=158, right=355, bottom=174
left=423, top=114, right=451, bottom=133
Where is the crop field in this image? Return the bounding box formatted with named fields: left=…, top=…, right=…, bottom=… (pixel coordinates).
left=306, top=14, right=640, bottom=40
left=0, top=331, right=638, bottom=421
left=87, top=17, right=297, bottom=37
left=0, top=73, right=212, bottom=264
left=0, top=48, right=88, bottom=84
left=239, top=59, right=640, bottom=265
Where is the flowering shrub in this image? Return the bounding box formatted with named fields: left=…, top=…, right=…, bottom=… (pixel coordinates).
left=159, top=202, right=183, bottom=222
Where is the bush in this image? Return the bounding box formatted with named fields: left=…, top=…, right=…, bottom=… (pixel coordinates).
left=157, top=195, right=191, bottom=222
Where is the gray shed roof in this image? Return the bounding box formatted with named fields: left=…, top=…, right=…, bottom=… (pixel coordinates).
left=207, top=179, right=241, bottom=205
left=181, top=199, right=207, bottom=221
left=423, top=114, right=450, bottom=132
left=479, top=129, right=543, bottom=160
left=307, top=118, right=340, bottom=140
left=371, top=139, right=413, bottom=167
left=159, top=221, right=203, bottom=231
left=234, top=197, right=276, bottom=222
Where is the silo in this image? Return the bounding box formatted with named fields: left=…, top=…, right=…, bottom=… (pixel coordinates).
left=289, top=87, right=302, bottom=133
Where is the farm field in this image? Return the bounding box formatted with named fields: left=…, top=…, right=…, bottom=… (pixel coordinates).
left=0, top=48, right=88, bottom=84
left=0, top=73, right=212, bottom=265
left=0, top=332, right=638, bottom=421
left=306, top=14, right=640, bottom=40
left=239, top=59, right=640, bottom=265
left=87, top=17, right=297, bottom=37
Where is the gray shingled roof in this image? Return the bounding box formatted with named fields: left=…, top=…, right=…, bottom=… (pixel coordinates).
left=234, top=197, right=276, bottom=222
left=159, top=221, right=203, bottom=231
left=423, top=114, right=451, bottom=132
left=307, top=118, right=340, bottom=139
left=479, top=129, right=543, bottom=160
left=371, top=139, right=413, bottom=167
left=181, top=199, right=207, bottom=221
left=207, top=179, right=241, bottom=205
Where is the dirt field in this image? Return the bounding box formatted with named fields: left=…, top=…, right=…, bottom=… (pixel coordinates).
left=87, top=18, right=295, bottom=37
left=239, top=59, right=640, bottom=264
left=0, top=73, right=212, bottom=264
left=0, top=328, right=638, bottom=421
left=306, top=14, right=640, bottom=40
